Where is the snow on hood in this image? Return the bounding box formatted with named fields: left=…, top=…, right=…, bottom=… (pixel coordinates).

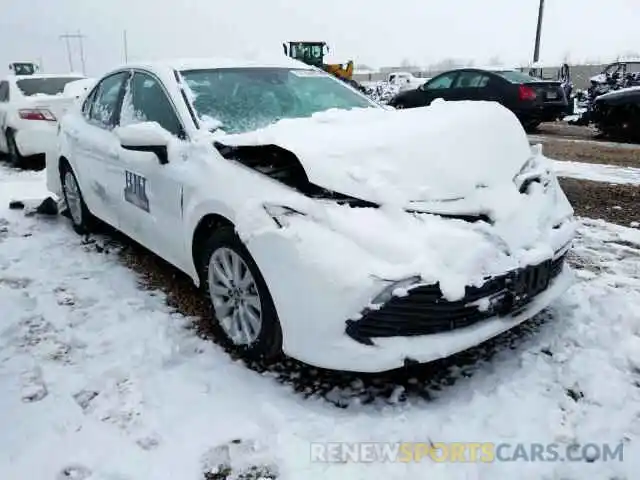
left=218, top=101, right=532, bottom=206
left=223, top=103, right=575, bottom=301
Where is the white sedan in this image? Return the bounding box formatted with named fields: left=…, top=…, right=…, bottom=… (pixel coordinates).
left=0, top=73, right=85, bottom=166
left=47, top=56, right=576, bottom=373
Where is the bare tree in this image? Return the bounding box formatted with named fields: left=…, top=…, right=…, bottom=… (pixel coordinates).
left=488, top=55, right=502, bottom=66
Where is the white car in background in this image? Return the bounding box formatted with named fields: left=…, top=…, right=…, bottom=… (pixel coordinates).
left=388, top=71, right=429, bottom=92
left=0, top=73, right=85, bottom=166
left=47, top=56, right=575, bottom=373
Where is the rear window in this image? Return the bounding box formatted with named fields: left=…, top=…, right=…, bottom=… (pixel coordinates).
left=493, top=70, right=537, bottom=84
left=16, top=77, right=84, bottom=96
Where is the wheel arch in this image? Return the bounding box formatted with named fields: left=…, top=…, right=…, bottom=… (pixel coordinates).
left=190, top=213, right=235, bottom=285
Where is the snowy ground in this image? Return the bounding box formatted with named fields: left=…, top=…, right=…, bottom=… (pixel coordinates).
left=551, top=159, right=640, bottom=185
left=2, top=165, right=640, bottom=479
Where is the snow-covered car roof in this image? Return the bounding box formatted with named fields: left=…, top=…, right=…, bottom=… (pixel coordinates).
left=4, top=72, right=85, bottom=82
left=119, top=55, right=314, bottom=75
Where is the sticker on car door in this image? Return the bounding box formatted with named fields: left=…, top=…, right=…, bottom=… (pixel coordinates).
left=124, top=170, right=149, bottom=212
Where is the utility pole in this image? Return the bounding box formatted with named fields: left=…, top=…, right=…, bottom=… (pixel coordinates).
left=60, top=33, right=74, bottom=71
left=533, top=0, right=545, bottom=63
left=123, top=30, right=129, bottom=63
left=59, top=31, right=87, bottom=74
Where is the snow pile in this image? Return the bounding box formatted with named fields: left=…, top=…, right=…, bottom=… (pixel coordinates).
left=364, top=81, right=401, bottom=104
left=551, top=159, right=640, bottom=185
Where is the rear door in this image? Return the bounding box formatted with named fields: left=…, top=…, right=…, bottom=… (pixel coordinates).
left=67, top=71, right=130, bottom=228
left=447, top=70, right=492, bottom=102
left=0, top=81, right=9, bottom=152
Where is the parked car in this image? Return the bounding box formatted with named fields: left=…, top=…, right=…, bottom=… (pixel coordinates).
left=388, top=68, right=569, bottom=131
left=0, top=73, right=85, bottom=166
left=387, top=71, right=429, bottom=92
left=47, top=57, right=575, bottom=373
left=590, top=86, right=640, bottom=142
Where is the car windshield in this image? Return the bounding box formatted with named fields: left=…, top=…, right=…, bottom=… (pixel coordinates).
left=16, top=77, right=85, bottom=96
left=180, top=67, right=375, bottom=134
left=494, top=70, right=538, bottom=84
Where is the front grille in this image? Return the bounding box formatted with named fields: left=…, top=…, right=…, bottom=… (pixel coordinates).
left=346, top=254, right=566, bottom=344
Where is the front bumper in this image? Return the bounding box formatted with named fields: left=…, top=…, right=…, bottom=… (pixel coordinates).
left=335, top=263, right=573, bottom=373
left=347, top=251, right=567, bottom=344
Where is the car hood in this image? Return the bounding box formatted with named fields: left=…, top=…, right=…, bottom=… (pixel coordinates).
left=217, top=101, right=532, bottom=206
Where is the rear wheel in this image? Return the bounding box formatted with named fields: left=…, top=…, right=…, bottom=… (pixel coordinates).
left=5, top=130, right=23, bottom=167
left=523, top=120, right=541, bottom=132
left=199, top=226, right=283, bottom=362
left=60, top=164, right=95, bottom=234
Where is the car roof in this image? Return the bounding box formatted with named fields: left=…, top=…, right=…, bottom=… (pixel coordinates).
left=119, top=55, right=315, bottom=75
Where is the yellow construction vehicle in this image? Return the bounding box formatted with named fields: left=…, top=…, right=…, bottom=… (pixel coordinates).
left=283, top=41, right=354, bottom=82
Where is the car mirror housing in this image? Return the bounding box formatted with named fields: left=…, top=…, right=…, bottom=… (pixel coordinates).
left=115, top=122, right=172, bottom=165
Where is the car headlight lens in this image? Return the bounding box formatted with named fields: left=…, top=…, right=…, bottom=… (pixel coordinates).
left=371, top=275, right=422, bottom=306
left=263, top=203, right=306, bottom=228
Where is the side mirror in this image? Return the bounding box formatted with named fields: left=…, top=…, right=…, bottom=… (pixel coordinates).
left=115, top=122, right=172, bottom=165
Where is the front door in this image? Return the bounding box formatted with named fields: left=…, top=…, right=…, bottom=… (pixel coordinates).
left=419, top=71, right=460, bottom=106
left=115, top=71, right=187, bottom=268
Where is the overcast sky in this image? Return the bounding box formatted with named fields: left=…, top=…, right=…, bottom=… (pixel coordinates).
left=2, top=0, right=639, bottom=76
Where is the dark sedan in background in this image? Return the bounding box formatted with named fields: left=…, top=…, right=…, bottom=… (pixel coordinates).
left=388, top=68, right=569, bottom=131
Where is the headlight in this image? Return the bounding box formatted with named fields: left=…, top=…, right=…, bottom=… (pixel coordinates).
left=514, top=148, right=552, bottom=193
left=263, top=203, right=306, bottom=228
left=371, top=275, right=422, bottom=306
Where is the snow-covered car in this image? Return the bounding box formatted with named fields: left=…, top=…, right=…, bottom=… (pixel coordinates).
left=47, top=57, right=576, bottom=373
left=0, top=73, right=85, bottom=166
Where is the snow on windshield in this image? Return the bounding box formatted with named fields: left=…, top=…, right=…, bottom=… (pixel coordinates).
left=180, top=67, right=374, bottom=133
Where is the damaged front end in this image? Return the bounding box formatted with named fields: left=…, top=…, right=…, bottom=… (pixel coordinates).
left=214, top=141, right=377, bottom=208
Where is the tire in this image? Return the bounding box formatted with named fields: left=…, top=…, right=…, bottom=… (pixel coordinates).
left=5, top=130, right=23, bottom=167
left=199, top=226, right=283, bottom=362
left=523, top=120, right=541, bottom=132
left=60, top=163, right=95, bottom=234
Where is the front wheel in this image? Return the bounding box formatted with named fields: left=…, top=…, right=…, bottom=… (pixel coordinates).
left=61, top=164, right=95, bottom=234
left=199, top=226, right=283, bottom=362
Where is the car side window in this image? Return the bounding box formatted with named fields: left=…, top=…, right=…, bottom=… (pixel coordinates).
left=425, top=72, right=457, bottom=90
left=81, top=87, right=98, bottom=118
left=121, top=72, right=184, bottom=138
left=0, top=81, right=9, bottom=102
left=88, top=71, right=129, bottom=128
left=453, top=71, right=490, bottom=88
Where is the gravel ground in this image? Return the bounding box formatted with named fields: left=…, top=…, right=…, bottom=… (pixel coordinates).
left=533, top=123, right=640, bottom=168
left=559, top=177, right=639, bottom=226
